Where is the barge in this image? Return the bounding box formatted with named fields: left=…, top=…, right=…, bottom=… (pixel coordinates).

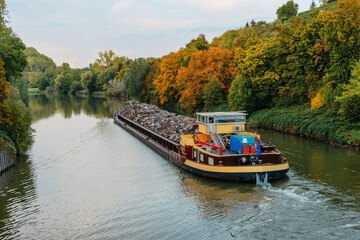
left=114, top=108, right=289, bottom=183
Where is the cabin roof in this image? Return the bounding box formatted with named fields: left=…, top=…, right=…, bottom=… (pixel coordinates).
left=195, top=111, right=247, bottom=117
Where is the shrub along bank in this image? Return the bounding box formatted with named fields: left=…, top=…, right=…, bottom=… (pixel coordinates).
left=248, top=107, right=360, bottom=147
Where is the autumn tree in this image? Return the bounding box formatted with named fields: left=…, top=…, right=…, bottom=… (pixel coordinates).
left=0, top=58, right=10, bottom=104
left=319, top=0, right=360, bottom=86
left=154, top=50, right=185, bottom=104
left=176, top=47, right=236, bottom=112
left=143, top=61, right=159, bottom=101
left=0, top=1, right=32, bottom=154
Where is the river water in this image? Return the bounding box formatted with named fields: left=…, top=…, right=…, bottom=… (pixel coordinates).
left=0, top=95, right=359, bottom=239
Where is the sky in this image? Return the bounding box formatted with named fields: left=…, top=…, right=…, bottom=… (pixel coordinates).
left=7, top=0, right=314, bottom=68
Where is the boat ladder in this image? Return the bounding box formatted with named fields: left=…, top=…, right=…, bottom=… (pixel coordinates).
left=210, top=133, right=226, bottom=150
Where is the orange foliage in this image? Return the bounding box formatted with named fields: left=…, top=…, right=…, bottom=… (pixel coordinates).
left=143, top=62, right=159, bottom=101
left=0, top=58, right=11, bottom=127
left=0, top=58, right=10, bottom=104
left=176, top=47, right=236, bottom=111
left=154, top=50, right=185, bottom=104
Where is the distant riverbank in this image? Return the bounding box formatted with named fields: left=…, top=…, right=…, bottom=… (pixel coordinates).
left=248, top=107, right=360, bottom=150
left=28, top=87, right=108, bottom=98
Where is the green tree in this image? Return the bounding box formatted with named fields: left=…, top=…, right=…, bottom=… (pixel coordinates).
left=91, top=51, right=127, bottom=90
left=210, top=30, right=239, bottom=49
left=56, top=62, right=71, bottom=76
left=124, top=58, right=150, bottom=99
left=10, top=76, right=29, bottom=105
left=310, top=0, right=316, bottom=9
left=80, top=71, right=96, bottom=94
left=186, top=33, right=210, bottom=51
left=69, top=81, right=82, bottom=94
left=0, top=21, right=27, bottom=80
left=337, top=61, right=360, bottom=122
left=202, top=76, right=225, bottom=111
left=35, top=74, right=49, bottom=90
left=228, top=75, right=270, bottom=112
left=276, top=0, right=299, bottom=21
left=54, top=73, right=72, bottom=94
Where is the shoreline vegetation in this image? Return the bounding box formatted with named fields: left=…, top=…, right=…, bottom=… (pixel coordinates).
left=249, top=107, right=360, bottom=149
left=28, top=87, right=108, bottom=98
left=1, top=0, right=33, bottom=169
left=1, top=0, right=360, bottom=158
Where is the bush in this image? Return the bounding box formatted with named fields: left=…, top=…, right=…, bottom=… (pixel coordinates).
left=249, top=107, right=353, bottom=143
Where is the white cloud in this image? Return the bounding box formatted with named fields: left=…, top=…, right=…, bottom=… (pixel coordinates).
left=115, top=16, right=204, bottom=33
left=184, top=0, right=240, bottom=13
left=112, top=1, right=132, bottom=12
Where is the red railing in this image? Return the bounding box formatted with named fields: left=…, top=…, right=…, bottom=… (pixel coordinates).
left=195, top=139, right=223, bottom=155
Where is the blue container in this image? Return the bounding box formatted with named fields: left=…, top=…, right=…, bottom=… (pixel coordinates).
left=230, top=135, right=243, bottom=153
left=230, top=135, right=256, bottom=154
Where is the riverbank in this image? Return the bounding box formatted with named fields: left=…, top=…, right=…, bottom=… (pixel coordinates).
left=248, top=107, right=360, bottom=150
left=28, top=88, right=108, bottom=98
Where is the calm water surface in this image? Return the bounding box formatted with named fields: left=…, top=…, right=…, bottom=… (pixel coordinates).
left=0, top=95, right=359, bottom=239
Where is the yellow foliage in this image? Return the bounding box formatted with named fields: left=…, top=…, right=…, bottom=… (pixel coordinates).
left=311, top=92, right=325, bottom=110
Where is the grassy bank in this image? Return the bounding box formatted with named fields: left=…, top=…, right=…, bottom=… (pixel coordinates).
left=248, top=107, right=360, bottom=146
left=298, top=1, right=339, bottom=20
left=28, top=87, right=44, bottom=95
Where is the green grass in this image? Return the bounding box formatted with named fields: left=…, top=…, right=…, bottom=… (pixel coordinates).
left=28, top=88, right=43, bottom=95
left=249, top=107, right=360, bottom=145
left=298, top=1, right=340, bottom=20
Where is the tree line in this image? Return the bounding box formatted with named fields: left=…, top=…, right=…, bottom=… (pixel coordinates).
left=25, top=0, right=360, bottom=125
left=0, top=0, right=32, bottom=155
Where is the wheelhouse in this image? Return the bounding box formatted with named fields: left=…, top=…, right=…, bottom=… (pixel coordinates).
left=195, top=112, right=247, bottom=134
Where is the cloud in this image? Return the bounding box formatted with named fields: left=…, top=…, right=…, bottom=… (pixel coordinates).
left=115, top=16, right=204, bottom=33
left=112, top=1, right=132, bottom=12
left=184, top=0, right=240, bottom=13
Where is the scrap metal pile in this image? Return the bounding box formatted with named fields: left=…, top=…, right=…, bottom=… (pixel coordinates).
left=120, top=103, right=196, bottom=143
